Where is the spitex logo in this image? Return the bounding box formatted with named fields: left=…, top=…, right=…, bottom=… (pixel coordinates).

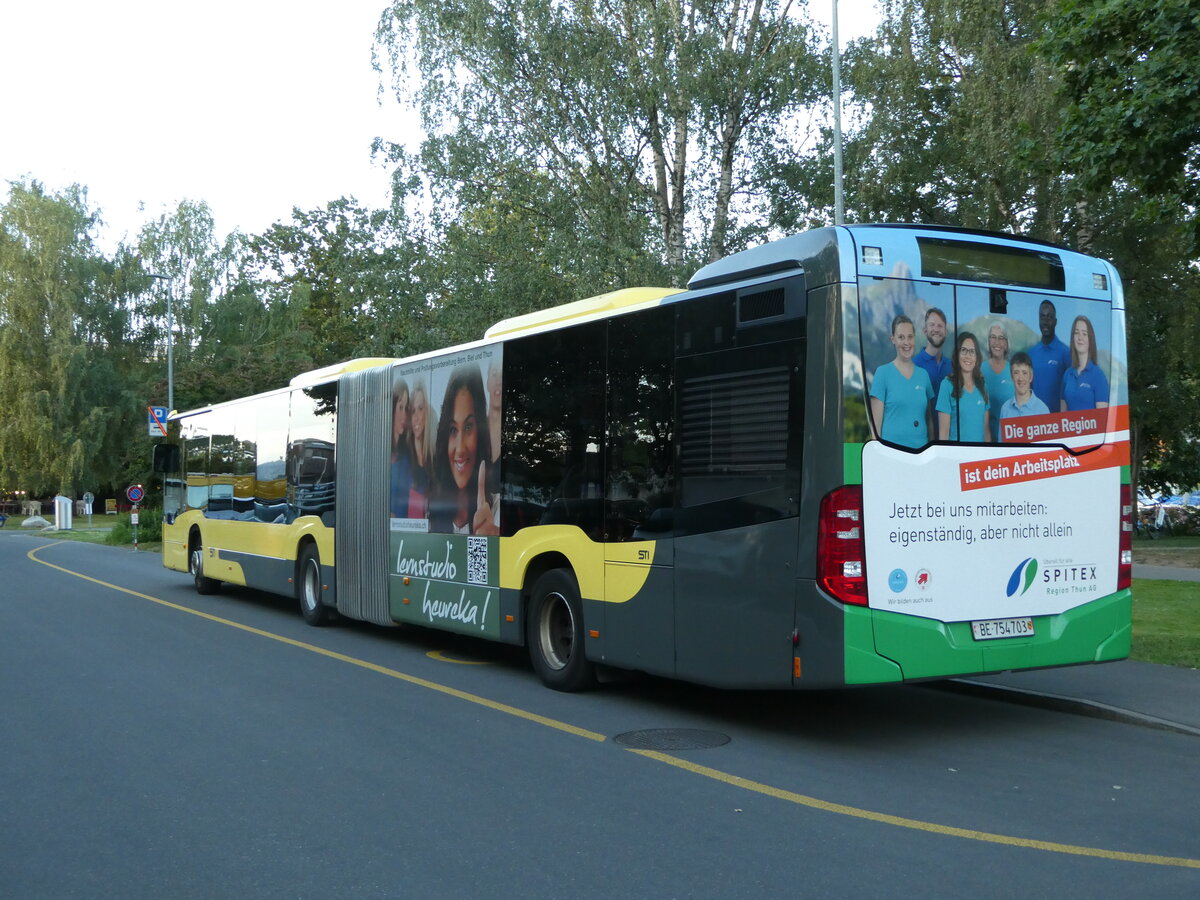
left=1006, top=558, right=1039, bottom=597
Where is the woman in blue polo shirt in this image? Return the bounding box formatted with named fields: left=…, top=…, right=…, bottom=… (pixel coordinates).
left=936, top=332, right=990, bottom=442
left=870, top=315, right=933, bottom=449
left=1061, top=315, right=1109, bottom=411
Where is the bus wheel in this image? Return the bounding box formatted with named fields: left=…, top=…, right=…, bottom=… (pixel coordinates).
left=189, top=536, right=219, bottom=595
left=298, top=545, right=333, bottom=626
left=527, top=568, right=595, bottom=692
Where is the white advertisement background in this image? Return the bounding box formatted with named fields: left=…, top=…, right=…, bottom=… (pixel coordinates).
left=862, top=441, right=1119, bottom=622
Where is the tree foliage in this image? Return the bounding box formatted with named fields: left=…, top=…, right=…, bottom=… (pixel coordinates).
left=0, top=181, right=143, bottom=495
left=1044, top=0, right=1200, bottom=253
left=376, top=0, right=823, bottom=288
left=793, top=0, right=1068, bottom=238
left=248, top=197, right=435, bottom=365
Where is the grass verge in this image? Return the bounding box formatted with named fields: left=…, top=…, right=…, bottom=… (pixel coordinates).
left=1131, top=578, right=1200, bottom=668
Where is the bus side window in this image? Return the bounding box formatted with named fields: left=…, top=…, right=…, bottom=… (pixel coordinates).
left=503, top=322, right=606, bottom=540
left=675, top=341, right=802, bottom=536
left=607, top=305, right=675, bottom=541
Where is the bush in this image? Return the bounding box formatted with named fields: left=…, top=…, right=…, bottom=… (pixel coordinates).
left=105, top=507, right=162, bottom=545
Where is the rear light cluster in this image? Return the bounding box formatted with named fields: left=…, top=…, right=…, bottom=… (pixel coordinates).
left=1118, top=483, right=1133, bottom=591
left=818, top=485, right=868, bottom=605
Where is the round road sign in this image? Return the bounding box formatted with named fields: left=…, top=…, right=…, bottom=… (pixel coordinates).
left=126, top=484, right=145, bottom=505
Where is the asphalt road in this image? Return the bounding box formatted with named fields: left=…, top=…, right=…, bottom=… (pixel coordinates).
left=2, top=535, right=1197, bottom=898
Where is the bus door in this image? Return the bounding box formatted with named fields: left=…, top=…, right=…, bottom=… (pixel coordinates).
left=599, top=307, right=678, bottom=676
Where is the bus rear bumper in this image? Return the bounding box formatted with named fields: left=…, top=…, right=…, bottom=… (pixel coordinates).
left=844, top=589, right=1132, bottom=684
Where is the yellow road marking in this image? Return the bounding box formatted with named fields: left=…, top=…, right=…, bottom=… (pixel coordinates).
left=427, top=650, right=490, bottom=665
left=627, top=749, right=1200, bottom=869
left=28, top=543, right=1200, bottom=870
left=27, top=544, right=603, bottom=743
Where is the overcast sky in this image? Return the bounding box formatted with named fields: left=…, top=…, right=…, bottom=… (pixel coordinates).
left=0, top=1, right=877, bottom=249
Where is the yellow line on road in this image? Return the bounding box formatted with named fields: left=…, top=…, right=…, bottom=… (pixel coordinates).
left=29, top=543, right=1200, bottom=870
left=26, top=544, right=605, bottom=743
left=426, top=650, right=490, bottom=665
left=626, top=749, right=1200, bottom=869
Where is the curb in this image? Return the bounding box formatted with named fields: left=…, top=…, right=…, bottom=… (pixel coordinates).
left=934, top=678, right=1200, bottom=738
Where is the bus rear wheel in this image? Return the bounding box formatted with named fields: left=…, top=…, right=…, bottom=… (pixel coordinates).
left=526, top=568, right=595, bottom=692
left=298, top=545, right=333, bottom=626
left=189, top=535, right=219, bottom=595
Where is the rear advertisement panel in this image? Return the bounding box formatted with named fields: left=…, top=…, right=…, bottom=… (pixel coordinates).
left=862, top=440, right=1121, bottom=621
left=852, top=261, right=1128, bottom=623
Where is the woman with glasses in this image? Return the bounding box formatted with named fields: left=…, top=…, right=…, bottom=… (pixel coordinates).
left=936, top=332, right=990, bottom=442
left=982, top=322, right=1014, bottom=442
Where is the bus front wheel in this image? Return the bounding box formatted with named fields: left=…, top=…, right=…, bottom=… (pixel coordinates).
left=526, top=568, right=595, bottom=692
left=189, top=535, right=219, bottom=595
left=298, top=545, right=333, bottom=626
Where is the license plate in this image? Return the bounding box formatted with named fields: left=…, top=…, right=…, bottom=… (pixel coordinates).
left=971, top=617, right=1035, bottom=641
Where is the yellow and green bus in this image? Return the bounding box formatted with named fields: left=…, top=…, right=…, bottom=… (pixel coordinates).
left=154, top=224, right=1132, bottom=691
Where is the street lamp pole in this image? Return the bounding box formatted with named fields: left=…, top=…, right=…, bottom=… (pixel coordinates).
left=832, top=0, right=845, bottom=226
left=147, top=273, right=173, bottom=412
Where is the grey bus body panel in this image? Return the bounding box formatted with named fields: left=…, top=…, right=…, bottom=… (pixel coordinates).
left=673, top=518, right=800, bottom=688
left=793, top=280, right=851, bottom=684
left=218, top=550, right=295, bottom=597
left=590, top=561, right=676, bottom=676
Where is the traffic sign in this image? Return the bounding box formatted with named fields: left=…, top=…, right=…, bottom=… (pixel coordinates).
left=148, top=406, right=168, bottom=436
left=126, top=484, right=145, bottom=505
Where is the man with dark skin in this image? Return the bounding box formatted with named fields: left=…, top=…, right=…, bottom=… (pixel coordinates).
left=1027, top=299, right=1070, bottom=412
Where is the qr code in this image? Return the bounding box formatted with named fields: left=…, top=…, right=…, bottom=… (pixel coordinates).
left=467, top=536, right=488, bottom=584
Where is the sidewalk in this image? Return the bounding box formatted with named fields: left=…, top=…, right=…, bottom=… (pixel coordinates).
left=950, top=659, right=1200, bottom=737
left=946, top=565, right=1200, bottom=736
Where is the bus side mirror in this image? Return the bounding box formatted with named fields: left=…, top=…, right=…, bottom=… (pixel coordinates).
left=152, top=443, right=181, bottom=474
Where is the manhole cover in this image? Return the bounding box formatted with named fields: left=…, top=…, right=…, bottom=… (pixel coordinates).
left=613, top=728, right=731, bottom=750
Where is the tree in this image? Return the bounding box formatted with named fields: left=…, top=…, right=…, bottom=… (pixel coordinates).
left=136, top=199, right=232, bottom=397
left=782, top=0, right=1068, bottom=239
left=248, top=198, right=435, bottom=367
left=780, top=0, right=1199, bottom=497
left=0, top=180, right=143, bottom=496
left=375, top=0, right=824, bottom=290
left=1044, top=0, right=1200, bottom=254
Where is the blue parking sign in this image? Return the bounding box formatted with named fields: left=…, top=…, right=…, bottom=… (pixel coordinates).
left=148, top=406, right=168, bottom=436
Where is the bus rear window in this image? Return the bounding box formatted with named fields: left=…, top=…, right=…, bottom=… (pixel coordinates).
left=917, top=237, right=1065, bottom=291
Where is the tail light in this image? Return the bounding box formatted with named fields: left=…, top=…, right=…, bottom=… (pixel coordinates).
left=818, top=485, right=868, bottom=605
left=1118, top=483, right=1132, bottom=591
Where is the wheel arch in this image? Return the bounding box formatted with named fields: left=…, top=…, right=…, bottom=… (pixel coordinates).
left=518, top=551, right=574, bottom=632
left=294, top=534, right=320, bottom=598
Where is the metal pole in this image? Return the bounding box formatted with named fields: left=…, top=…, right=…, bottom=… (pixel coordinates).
left=148, top=273, right=173, bottom=411
left=832, top=0, right=845, bottom=225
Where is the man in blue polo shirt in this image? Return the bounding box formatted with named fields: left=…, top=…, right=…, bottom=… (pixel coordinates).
left=913, top=307, right=951, bottom=396
left=1027, top=299, right=1070, bottom=412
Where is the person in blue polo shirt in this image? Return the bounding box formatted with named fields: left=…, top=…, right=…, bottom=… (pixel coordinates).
left=936, top=332, right=990, bottom=442
left=870, top=315, right=933, bottom=449
left=1062, top=314, right=1109, bottom=410
left=981, top=321, right=1014, bottom=442
left=1027, top=299, right=1070, bottom=411
left=913, top=307, right=951, bottom=396
left=999, top=351, right=1050, bottom=427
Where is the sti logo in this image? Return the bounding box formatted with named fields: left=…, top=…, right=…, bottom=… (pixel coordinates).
left=1007, top=558, right=1039, bottom=598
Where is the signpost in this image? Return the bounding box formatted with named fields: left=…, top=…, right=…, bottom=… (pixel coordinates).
left=148, top=406, right=168, bottom=437
left=126, top=484, right=144, bottom=551
left=83, top=491, right=94, bottom=526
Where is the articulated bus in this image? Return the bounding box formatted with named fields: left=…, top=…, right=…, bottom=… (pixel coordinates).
left=154, top=224, right=1132, bottom=691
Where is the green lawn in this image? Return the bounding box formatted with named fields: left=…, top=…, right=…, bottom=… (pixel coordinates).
left=1131, top=578, right=1200, bottom=668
